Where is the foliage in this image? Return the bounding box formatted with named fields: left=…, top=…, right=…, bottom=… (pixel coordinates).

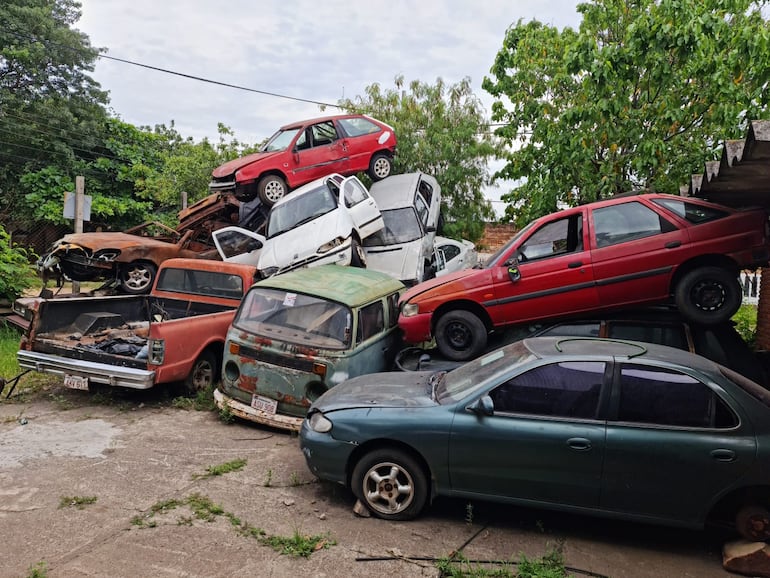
left=58, top=495, right=97, bottom=509
left=193, top=458, right=247, bottom=479
left=483, top=0, right=770, bottom=226
left=435, top=547, right=568, bottom=577
left=733, top=303, right=758, bottom=347
left=26, top=561, right=48, bottom=578
left=0, top=225, right=37, bottom=302
left=338, top=76, right=503, bottom=242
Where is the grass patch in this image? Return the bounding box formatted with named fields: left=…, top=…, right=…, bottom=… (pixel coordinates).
left=59, top=495, right=97, bottom=509
left=26, top=561, right=48, bottom=578
left=193, top=458, right=247, bottom=480
left=436, top=546, right=568, bottom=577
left=132, top=493, right=335, bottom=558
left=171, top=384, right=217, bottom=412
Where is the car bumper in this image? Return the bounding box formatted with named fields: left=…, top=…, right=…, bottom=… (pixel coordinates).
left=213, top=388, right=303, bottom=432
left=299, top=419, right=356, bottom=486
left=17, top=350, right=155, bottom=389
left=399, top=311, right=433, bottom=343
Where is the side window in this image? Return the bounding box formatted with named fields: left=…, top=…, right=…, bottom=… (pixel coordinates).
left=617, top=363, right=737, bottom=428
left=593, top=201, right=677, bottom=249
left=519, top=215, right=582, bottom=261
left=540, top=322, right=600, bottom=338
left=653, top=199, right=728, bottom=224
left=440, top=244, right=460, bottom=261
left=489, top=361, right=604, bottom=419
left=386, top=293, right=400, bottom=327
left=338, top=117, right=380, bottom=137
left=415, top=194, right=430, bottom=227
left=357, top=300, right=385, bottom=342
left=311, top=121, right=338, bottom=147
left=295, top=129, right=310, bottom=151
left=344, top=179, right=369, bottom=208
left=607, top=322, right=688, bottom=351
left=418, top=179, right=434, bottom=205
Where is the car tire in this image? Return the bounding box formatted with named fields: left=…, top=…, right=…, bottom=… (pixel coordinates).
left=182, top=350, right=218, bottom=396
left=735, top=504, right=770, bottom=541
left=367, top=153, right=392, bottom=181
left=351, top=448, right=428, bottom=521
left=119, top=261, right=157, bottom=294
left=350, top=238, right=367, bottom=268
left=674, top=266, right=741, bottom=325
left=435, top=310, right=487, bottom=361
left=257, top=175, right=288, bottom=206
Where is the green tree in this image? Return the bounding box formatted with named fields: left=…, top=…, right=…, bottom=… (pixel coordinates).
left=483, top=0, right=770, bottom=226
left=0, top=225, right=36, bottom=302
left=338, top=76, right=503, bottom=242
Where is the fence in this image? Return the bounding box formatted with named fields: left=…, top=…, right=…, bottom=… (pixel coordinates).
left=741, top=271, right=761, bottom=305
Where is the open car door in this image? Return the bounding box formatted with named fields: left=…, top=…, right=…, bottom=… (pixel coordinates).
left=212, top=226, right=266, bottom=266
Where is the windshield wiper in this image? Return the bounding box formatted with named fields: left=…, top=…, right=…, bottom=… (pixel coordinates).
left=428, top=371, right=447, bottom=402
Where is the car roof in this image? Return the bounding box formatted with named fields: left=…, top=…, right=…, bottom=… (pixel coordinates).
left=278, top=113, right=377, bottom=130
left=369, top=173, right=436, bottom=210
left=252, top=265, right=404, bottom=307
left=522, top=335, right=719, bottom=373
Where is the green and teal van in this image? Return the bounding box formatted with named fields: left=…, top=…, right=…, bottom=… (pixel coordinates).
left=214, top=265, right=404, bottom=430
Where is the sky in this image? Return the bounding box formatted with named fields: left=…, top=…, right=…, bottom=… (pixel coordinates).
left=75, top=0, right=584, bottom=212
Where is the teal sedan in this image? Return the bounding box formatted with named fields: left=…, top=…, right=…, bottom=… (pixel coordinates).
left=300, top=337, right=770, bottom=540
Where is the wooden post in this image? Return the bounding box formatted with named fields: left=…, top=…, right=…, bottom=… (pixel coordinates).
left=72, top=176, right=85, bottom=294
left=181, top=190, right=188, bottom=210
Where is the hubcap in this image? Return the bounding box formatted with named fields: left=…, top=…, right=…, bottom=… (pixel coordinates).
left=125, top=266, right=152, bottom=291
left=363, top=461, right=414, bottom=515
left=373, top=157, right=391, bottom=179
left=691, top=279, right=726, bottom=311
left=446, top=321, right=472, bottom=350
left=264, top=180, right=286, bottom=203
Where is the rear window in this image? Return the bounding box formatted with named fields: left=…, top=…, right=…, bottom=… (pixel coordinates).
left=155, top=268, right=245, bottom=300
left=338, top=117, right=381, bottom=137
left=653, top=199, right=728, bottom=224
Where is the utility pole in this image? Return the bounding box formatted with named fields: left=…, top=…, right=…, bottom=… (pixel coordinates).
left=72, top=176, right=85, bottom=294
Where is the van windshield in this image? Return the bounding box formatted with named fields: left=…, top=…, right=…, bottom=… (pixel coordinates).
left=233, top=288, right=352, bottom=349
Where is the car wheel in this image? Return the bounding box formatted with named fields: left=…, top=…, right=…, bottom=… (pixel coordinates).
left=350, top=238, right=367, bottom=268
left=351, top=448, right=428, bottom=521
left=735, top=504, right=770, bottom=541
left=435, top=310, right=487, bottom=361
left=182, top=350, right=217, bottom=396
left=367, top=153, right=392, bottom=181
left=674, top=266, right=741, bottom=325
left=257, top=175, right=287, bottom=206
left=119, top=261, right=157, bottom=294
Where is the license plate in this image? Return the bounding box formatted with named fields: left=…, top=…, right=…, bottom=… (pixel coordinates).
left=63, top=374, right=89, bottom=391
left=251, top=395, right=277, bottom=415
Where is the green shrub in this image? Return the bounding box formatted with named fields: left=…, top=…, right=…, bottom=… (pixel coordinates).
left=0, top=226, right=37, bottom=303
left=733, top=304, right=758, bottom=348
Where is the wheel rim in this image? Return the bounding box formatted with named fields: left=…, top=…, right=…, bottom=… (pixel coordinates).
left=263, top=180, right=286, bottom=203
left=362, top=461, right=415, bottom=515
left=190, top=360, right=214, bottom=391
left=691, top=279, right=726, bottom=311
left=445, top=320, right=472, bottom=350
left=738, top=508, right=770, bottom=541
left=123, top=266, right=153, bottom=292
left=372, top=157, right=391, bottom=179
left=355, top=244, right=367, bottom=267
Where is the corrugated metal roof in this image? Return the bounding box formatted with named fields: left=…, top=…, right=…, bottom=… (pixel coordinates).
left=681, top=119, right=770, bottom=208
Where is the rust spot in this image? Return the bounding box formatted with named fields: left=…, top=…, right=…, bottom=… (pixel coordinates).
left=252, top=336, right=272, bottom=346
left=238, top=375, right=258, bottom=393
left=290, top=345, right=319, bottom=356
left=277, top=392, right=311, bottom=407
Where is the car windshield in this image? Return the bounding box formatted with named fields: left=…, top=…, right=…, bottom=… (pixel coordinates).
left=262, top=128, right=301, bottom=152
left=363, top=208, right=422, bottom=246
left=436, top=341, right=536, bottom=402
left=233, top=288, right=352, bottom=349
left=483, top=221, right=536, bottom=267
left=266, top=184, right=338, bottom=238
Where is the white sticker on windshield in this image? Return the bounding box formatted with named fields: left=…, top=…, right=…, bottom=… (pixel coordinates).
left=480, top=350, right=504, bottom=365
left=283, top=293, right=297, bottom=307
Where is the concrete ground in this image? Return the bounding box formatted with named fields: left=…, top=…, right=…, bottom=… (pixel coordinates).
left=0, top=384, right=736, bottom=578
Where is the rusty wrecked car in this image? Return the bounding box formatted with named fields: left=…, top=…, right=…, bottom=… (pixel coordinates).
left=214, top=265, right=404, bottom=431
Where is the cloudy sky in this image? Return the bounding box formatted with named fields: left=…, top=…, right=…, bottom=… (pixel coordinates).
left=75, top=0, right=584, bottom=210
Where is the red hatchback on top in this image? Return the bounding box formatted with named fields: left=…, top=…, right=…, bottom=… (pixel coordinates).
left=209, top=114, right=396, bottom=206
left=399, top=193, right=770, bottom=361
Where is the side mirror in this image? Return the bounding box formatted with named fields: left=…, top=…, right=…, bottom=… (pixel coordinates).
left=467, top=395, right=494, bottom=416
left=507, top=265, right=521, bottom=282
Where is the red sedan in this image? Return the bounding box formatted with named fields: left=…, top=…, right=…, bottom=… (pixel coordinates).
left=209, top=114, right=396, bottom=206
left=399, top=193, right=770, bottom=360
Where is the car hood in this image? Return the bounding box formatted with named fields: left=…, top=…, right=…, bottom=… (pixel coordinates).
left=49, top=232, right=177, bottom=251
left=259, top=209, right=351, bottom=271
left=211, top=150, right=280, bottom=179
left=364, top=240, right=422, bottom=283
left=313, top=371, right=438, bottom=413
left=400, top=267, right=482, bottom=301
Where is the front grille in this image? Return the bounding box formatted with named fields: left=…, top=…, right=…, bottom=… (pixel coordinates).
left=238, top=345, right=316, bottom=373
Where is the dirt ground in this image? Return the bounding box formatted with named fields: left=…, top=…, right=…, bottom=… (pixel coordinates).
left=0, top=384, right=738, bottom=578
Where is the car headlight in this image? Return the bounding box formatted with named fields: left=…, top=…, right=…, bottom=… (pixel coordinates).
left=317, top=236, right=345, bottom=253
left=259, top=266, right=279, bottom=279
left=307, top=411, right=333, bottom=433
left=401, top=302, right=419, bottom=317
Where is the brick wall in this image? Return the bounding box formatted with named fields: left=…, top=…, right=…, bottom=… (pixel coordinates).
left=478, top=223, right=518, bottom=253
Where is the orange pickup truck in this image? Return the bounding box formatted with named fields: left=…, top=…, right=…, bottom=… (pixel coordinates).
left=15, top=259, right=257, bottom=394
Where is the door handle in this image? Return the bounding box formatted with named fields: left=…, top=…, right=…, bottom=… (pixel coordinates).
left=710, top=449, right=736, bottom=462
left=568, top=261, right=583, bottom=269
left=567, top=437, right=592, bottom=451
left=665, top=241, right=682, bottom=249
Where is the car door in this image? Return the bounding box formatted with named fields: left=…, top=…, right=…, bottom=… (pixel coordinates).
left=212, top=226, right=266, bottom=266
left=601, top=361, right=756, bottom=524
left=589, top=199, right=690, bottom=307
left=448, top=360, right=607, bottom=508
left=292, top=121, right=349, bottom=182
left=341, top=176, right=384, bottom=239
left=488, top=210, right=600, bottom=325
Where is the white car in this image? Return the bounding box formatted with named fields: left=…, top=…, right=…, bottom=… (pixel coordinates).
left=433, top=236, right=478, bottom=277
left=362, top=172, right=442, bottom=286
left=212, top=174, right=384, bottom=277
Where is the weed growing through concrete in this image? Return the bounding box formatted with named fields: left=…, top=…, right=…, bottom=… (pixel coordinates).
left=434, top=545, right=567, bottom=577
left=465, top=502, right=474, bottom=526
left=59, top=495, right=97, bottom=509
left=193, top=458, right=247, bottom=480
left=130, top=493, right=335, bottom=558
left=172, top=384, right=217, bottom=412
left=25, top=561, right=48, bottom=578
left=263, top=468, right=273, bottom=487
left=218, top=404, right=235, bottom=424
left=289, top=472, right=301, bottom=487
